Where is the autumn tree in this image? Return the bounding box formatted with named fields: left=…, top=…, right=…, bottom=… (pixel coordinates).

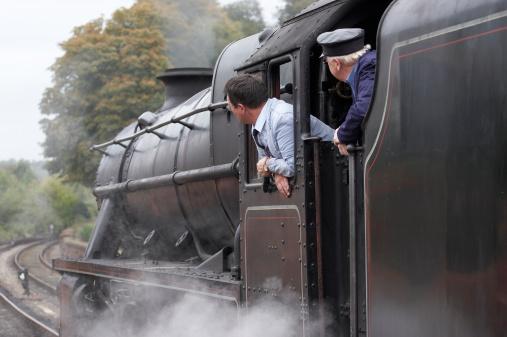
left=40, top=1, right=168, bottom=185
left=278, top=0, right=315, bottom=23
left=41, top=0, right=265, bottom=186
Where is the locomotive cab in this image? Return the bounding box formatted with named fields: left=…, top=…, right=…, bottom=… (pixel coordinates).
left=234, top=1, right=392, bottom=335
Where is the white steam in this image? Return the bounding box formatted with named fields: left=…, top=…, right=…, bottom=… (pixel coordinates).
left=148, top=295, right=299, bottom=337
left=81, top=291, right=316, bottom=337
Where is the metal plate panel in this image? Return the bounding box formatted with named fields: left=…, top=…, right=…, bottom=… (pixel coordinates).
left=244, top=206, right=303, bottom=302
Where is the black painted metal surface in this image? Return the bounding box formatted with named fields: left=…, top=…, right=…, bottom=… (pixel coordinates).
left=90, top=36, right=264, bottom=261
left=238, top=1, right=347, bottom=71
left=364, top=1, right=507, bottom=336
left=235, top=2, right=392, bottom=336
left=54, top=258, right=241, bottom=302
left=94, top=161, right=238, bottom=198
left=157, top=68, right=213, bottom=111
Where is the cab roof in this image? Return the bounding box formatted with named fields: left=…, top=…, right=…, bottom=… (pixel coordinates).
left=238, top=0, right=349, bottom=70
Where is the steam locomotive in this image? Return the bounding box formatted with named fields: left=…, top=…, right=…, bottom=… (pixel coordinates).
left=54, top=0, right=507, bottom=336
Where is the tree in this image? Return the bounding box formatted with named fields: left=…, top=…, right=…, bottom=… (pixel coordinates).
left=0, top=161, right=35, bottom=226
left=277, top=0, right=315, bottom=23
left=0, top=162, right=52, bottom=238
left=0, top=170, right=25, bottom=226
left=149, top=0, right=266, bottom=67
left=154, top=0, right=231, bottom=67
left=40, top=0, right=266, bottom=186
left=40, top=2, right=169, bottom=185
left=41, top=177, right=88, bottom=230
left=224, top=0, right=265, bottom=37
left=0, top=161, right=96, bottom=240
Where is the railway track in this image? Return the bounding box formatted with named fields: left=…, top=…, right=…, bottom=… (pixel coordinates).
left=0, top=288, right=58, bottom=337
left=0, top=239, right=60, bottom=336
left=40, top=240, right=58, bottom=269
left=0, top=238, right=38, bottom=254
left=15, top=240, right=60, bottom=293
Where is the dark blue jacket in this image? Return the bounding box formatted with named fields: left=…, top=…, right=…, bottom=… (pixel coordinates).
left=338, top=50, right=376, bottom=144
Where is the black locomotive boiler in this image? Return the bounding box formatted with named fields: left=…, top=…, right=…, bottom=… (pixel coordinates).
left=54, top=0, right=507, bottom=336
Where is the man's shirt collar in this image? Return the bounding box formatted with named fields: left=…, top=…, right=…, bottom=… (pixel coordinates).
left=253, top=98, right=272, bottom=133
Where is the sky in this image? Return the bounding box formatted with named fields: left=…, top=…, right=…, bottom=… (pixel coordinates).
left=0, top=0, right=284, bottom=161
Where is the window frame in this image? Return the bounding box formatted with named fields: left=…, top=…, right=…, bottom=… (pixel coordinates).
left=243, top=54, right=297, bottom=190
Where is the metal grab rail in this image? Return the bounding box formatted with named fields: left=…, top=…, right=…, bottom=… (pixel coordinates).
left=93, top=159, right=239, bottom=198
left=346, top=144, right=363, bottom=337
left=90, top=101, right=228, bottom=153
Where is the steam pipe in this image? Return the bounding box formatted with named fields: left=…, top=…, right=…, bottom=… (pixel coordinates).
left=90, top=101, right=228, bottom=152
left=93, top=159, right=239, bottom=198
left=190, top=229, right=212, bottom=261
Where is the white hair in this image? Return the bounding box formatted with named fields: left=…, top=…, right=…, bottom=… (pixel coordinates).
left=327, top=44, right=372, bottom=66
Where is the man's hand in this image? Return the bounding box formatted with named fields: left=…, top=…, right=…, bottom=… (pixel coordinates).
left=273, top=174, right=291, bottom=198
left=256, top=157, right=271, bottom=177
left=333, top=128, right=349, bottom=156
left=337, top=143, right=349, bottom=156
left=332, top=128, right=340, bottom=147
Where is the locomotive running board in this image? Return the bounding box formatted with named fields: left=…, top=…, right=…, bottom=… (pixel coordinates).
left=53, top=258, right=241, bottom=304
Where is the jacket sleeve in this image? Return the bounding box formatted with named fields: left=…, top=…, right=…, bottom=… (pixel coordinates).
left=338, top=58, right=376, bottom=144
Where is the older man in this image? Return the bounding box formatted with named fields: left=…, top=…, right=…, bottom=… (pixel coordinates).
left=224, top=74, right=334, bottom=197
left=317, top=28, right=376, bottom=155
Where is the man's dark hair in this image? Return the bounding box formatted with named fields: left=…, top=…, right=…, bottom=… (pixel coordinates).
left=224, top=74, right=268, bottom=108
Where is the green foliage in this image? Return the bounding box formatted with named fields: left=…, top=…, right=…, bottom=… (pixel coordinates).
left=278, top=0, right=315, bottom=23
left=0, top=161, right=35, bottom=226
left=40, top=2, right=169, bottom=185
left=0, top=170, right=24, bottom=225
left=42, top=178, right=81, bottom=229
left=41, top=0, right=265, bottom=186
left=0, top=161, right=97, bottom=241
left=224, top=0, right=265, bottom=37
left=79, top=223, right=95, bottom=242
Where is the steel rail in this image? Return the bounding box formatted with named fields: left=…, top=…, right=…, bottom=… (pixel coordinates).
left=0, top=289, right=59, bottom=337
left=14, top=240, right=58, bottom=293
left=0, top=238, right=40, bottom=254
left=39, top=240, right=58, bottom=270
left=90, top=101, right=228, bottom=152
left=0, top=239, right=59, bottom=336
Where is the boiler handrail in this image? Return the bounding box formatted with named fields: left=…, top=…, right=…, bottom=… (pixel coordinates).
left=90, top=101, right=228, bottom=152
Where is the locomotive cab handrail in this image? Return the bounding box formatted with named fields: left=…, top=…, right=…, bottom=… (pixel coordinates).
left=90, top=101, right=228, bottom=153
left=346, top=144, right=364, bottom=153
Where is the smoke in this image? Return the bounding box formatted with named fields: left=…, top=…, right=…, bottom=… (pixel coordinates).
left=80, top=286, right=328, bottom=337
